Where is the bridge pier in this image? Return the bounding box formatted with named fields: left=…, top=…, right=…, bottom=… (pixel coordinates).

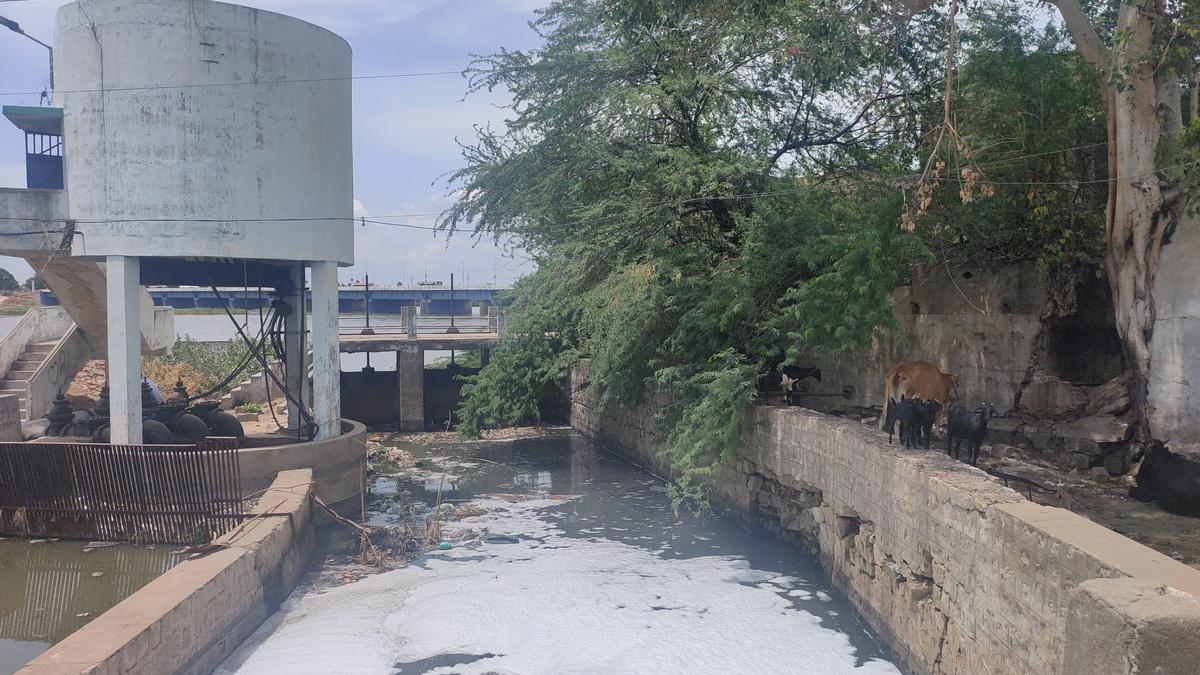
left=397, top=346, right=424, bottom=431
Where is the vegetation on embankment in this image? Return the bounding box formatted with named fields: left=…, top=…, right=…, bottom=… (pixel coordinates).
left=145, top=336, right=254, bottom=399
left=442, top=1, right=1196, bottom=508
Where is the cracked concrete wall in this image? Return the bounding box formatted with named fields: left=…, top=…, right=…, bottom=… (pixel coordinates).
left=1149, top=212, right=1200, bottom=454
left=571, top=366, right=1200, bottom=675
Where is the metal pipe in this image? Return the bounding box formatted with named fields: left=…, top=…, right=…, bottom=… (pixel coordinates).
left=0, top=16, right=53, bottom=97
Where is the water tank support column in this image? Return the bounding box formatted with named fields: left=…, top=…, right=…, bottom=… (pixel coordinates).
left=286, top=262, right=308, bottom=431
left=106, top=255, right=142, bottom=444
left=311, top=261, right=340, bottom=440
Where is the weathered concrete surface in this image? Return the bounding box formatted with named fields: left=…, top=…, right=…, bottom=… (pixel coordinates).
left=570, top=365, right=1200, bottom=675
left=0, top=188, right=68, bottom=252
left=0, top=395, right=23, bottom=441
left=53, top=0, right=353, bottom=265
left=19, top=468, right=315, bottom=675
left=1149, top=211, right=1200, bottom=452
left=237, top=420, right=367, bottom=514
left=26, top=325, right=93, bottom=420
left=0, top=307, right=73, bottom=385
left=397, top=346, right=424, bottom=431
left=801, top=266, right=1047, bottom=413
left=1064, top=578, right=1200, bottom=675
left=20, top=255, right=174, bottom=357
left=219, top=361, right=285, bottom=411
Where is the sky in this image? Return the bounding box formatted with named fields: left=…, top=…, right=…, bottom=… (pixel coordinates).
left=0, top=0, right=545, bottom=287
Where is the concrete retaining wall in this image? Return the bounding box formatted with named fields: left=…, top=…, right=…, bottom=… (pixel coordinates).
left=27, top=324, right=93, bottom=420
left=20, top=468, right=316, bottom=675
left=238, top=419, right=367, bottom=514
left=570, top=368, right=1200, bottom=675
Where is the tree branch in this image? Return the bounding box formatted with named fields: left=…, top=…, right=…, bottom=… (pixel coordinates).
left=1047, top=0, right=1111, bottom=75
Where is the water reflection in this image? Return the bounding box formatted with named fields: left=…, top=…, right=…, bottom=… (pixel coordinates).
left=0, top=540, right=178, bottom=674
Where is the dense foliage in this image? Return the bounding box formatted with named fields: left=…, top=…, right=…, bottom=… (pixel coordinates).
left=445, top=0, right=1111, bottom=508
left=147, top=336, right=253, bottom=398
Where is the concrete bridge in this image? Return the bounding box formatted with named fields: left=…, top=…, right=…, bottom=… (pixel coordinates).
left=39, top=285, right=506, bottom=315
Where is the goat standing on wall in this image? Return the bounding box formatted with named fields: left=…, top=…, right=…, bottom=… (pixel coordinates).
left=946, top=403, right=996, bottom=466
left=880, top=361, right=959, bottom=431
left=884, top=396, right=940, bottom=449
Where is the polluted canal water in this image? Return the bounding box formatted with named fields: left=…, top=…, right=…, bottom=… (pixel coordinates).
left=219, top=431, right=898, bottom=674
left=0, top=539, right=178, bottom=674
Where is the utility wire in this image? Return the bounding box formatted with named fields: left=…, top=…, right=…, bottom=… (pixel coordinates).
left=0, top=59, right=594, bottom=97
left=1, top=146, right=1190, bottom=235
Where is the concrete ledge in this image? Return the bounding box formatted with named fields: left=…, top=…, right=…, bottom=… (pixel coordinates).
left=238, top=419, right=367, bottom=513
left=1065, top=578, right=1200, bottom=675
left=570, top=365, right=1200, bottom=675
left=20, top=468, right=315, bottom=675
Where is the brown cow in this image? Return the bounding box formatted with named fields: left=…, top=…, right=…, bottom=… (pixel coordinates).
left=879, top=361, right=960, bottom=430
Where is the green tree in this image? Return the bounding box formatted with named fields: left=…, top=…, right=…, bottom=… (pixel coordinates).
left=902, top=0, right=1200, bottom=445
left=0, top=268, right=19, bottom=292
left=445, top=0, right=940, bottom=508
left=445, top=0, right=1115, bottom=506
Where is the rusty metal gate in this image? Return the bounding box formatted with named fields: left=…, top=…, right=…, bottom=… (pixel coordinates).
left=0, top=438, right=244, bottom=544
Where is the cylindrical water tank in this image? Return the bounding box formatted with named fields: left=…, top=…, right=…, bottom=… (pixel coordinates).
left=54, top=0, right=354, bottom=265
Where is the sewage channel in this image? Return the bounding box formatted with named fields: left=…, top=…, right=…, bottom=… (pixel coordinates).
left=0, top=539, right=178, bottom=674
left=220, top=431, right=899, bottom=674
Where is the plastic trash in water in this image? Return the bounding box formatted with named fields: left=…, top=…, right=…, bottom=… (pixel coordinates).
left=437, top=541, right=453, bottom=550
left=483, top=534, right=520, bottom=544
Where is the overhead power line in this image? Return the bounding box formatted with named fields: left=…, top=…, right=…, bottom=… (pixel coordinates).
left=3, top=147, right=1184, bottom=235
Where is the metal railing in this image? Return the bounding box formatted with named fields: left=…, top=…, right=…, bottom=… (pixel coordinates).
left=337, top=309, right=502, bottom=337
left=0, top=437, right=244, bottom=544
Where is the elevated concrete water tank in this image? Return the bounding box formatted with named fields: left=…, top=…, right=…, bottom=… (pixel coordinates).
left=54, top=0, right=353, bottom=264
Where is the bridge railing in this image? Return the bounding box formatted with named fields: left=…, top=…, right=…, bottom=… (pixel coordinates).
left=337, top=307, right=502, bottom=337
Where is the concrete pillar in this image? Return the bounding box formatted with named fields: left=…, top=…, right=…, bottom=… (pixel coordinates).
left=397, top=346, right=424, bottom=431
left=403, top=305, right=418, bottom=339
left=285, top=263, right=308, bottom=431
left=311, top=261, right=340, bottom=440
left=480, top=349, right=491, bottom=368
left=106, top=255, right=142, bottom=444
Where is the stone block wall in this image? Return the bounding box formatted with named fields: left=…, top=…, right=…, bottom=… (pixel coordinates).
left=570, top=367, right=1200, bottom=675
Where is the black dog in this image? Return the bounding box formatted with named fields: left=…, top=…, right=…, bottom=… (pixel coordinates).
left=946, top=403, right=996, bottom=466
left=1129, top=442, right=1200, bottom=516
left=885, top=397, right=939, bottom=449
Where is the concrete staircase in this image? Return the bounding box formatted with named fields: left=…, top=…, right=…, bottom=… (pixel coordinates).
left=0, top=340, right=59, bottom=418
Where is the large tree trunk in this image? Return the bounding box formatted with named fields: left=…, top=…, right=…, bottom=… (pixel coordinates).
left=1055, top=0, right=1185, bottom=449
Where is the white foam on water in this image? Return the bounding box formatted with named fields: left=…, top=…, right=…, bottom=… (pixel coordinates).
left=218, top=498, right=898, bottom=675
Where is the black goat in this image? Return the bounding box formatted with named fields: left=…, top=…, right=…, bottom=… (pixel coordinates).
left=884, top=397, right=940, bottom=449
left=1130, top=442, right=1200, bottom=516
left=946, top=403, right=996, bottom=466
